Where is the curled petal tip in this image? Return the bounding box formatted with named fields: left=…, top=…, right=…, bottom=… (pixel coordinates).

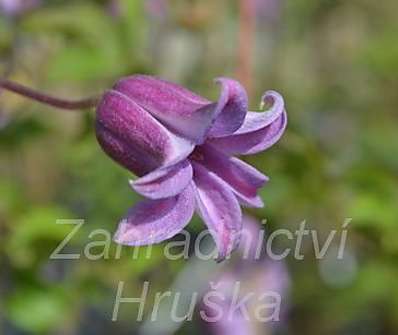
left=208, top=108, right=287, bottom=155
left=260, top=90, right=284, bottom=113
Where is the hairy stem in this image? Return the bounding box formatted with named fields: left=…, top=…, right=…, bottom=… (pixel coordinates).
left=0, top=78, right=99, bottom=110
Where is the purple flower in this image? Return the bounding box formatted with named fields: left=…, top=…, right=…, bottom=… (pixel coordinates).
left=255, top=0, right=282, bottom=24
left=201, top=217, right=290, bottom=335
left=203, top=260, right=290, bottom=335
left=145, top=0, right=168, bottom=19
left=95, top=75, right=287, bottom=260
left=107, top=0, right=121, bottom=18
left=0, top=0, right=40, bottom=16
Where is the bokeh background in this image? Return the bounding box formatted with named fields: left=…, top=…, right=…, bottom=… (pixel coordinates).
left=1, top=0, right=398, bottom=334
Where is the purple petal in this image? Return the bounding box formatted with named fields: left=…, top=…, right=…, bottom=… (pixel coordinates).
left=209, top=109, right=287, bottom=155
left=208, top=301, right=251, bottom=335
left=207, top=77, right=248, bottom=138
left=192, top=162, right=242, bottom=261
left=239, top=215, right=263, bottom=260
left=192, top=145, right=268, bottom=207
left=114, top=184, right=195, bottom=246
left=201, top=273, right=252, bottom=334
left=208, top=90, right=286, bottom=155
left=113, top=75, right=218, bottom=143
left=95, top=90, right=194, bottom=176
left=130, top=159, right=193, bottom=199
left=234, top=90, right=285, bottom=135
left=211, top=306, right=251, bottom=335
left=0, top=0, right=40, bottom=16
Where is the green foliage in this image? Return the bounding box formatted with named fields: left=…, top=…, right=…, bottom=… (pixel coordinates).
left=0, top=0, right=397, bottom=334
left=6, top=286, right=70, bottom=333
left=6, top=206, right=72, bottom=267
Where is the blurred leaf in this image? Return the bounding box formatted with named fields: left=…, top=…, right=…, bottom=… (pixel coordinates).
left=6, top=206, right=73, bottom=267
left=361, top=31, right=398, bottom=79
left=22, top=4, right=128, bottom=81
left=348, top=193, right=396, bottom=230
left=0, top=178, right=24, bottom=215
left=0, top=116, right=48, bottom=150
left=6, top=286, right=70, bottom=333
left=361, top=124, right=398, bottom=170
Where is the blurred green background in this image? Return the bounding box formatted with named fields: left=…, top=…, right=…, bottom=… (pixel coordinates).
left=1, top=0, right=398, bottom=334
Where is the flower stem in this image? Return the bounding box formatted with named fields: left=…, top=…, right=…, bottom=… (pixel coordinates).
left=0, top=78, right=99, bottom=110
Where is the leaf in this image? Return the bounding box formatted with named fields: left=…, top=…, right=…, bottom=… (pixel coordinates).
left=6, top=207, right=74, bottom=267
left=6, top=287, right=70, bottom=333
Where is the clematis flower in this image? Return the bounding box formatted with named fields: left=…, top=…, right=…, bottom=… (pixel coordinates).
left=256, top=0, right=282, bottom=24
left=203, top=259, right=290, bottom=335
left=95, top=75, right=287, bottom=260
left=0, top=0, right=40, bottom=16
left=202, top=216, right=290, bottom=335
left=145, top=0, right=168, bottom=19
